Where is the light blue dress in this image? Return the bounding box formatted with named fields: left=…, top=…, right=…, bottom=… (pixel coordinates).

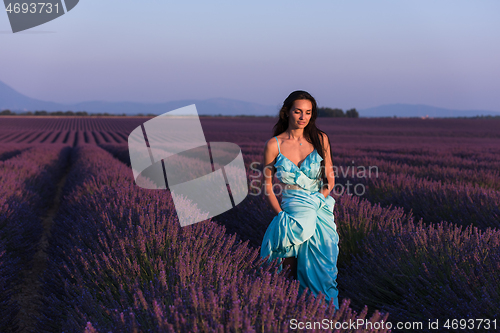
left=260, top=136, right=340, bottom=310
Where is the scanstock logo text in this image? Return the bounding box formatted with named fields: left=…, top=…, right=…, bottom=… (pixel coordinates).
left=128, top=104, right=249, bottom=227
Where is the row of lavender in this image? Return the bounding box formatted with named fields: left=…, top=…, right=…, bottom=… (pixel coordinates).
left=238, top=143, right=500, bottom=230
left=0, top=130, right=129, bottom=145
left=98, top=143, right=500, bottom=331
left=219, top=190, right=500, bottom=326
left=240, top=143, right=500, bottom=189
left=200, top=144, right=500, bottom=324
left=36, top=145, right=389, bottom=332
left=2, top=117, right=500, bottom=138
left=333, top=146, right=500, bottom=230
left=0, top=117, right=143, bottom=132
left=341, top=217, right=500, bottom=323
left=0, top=144, right=70, bottom=332
left=334, top=145, right=500, bottom=322
left=197, top=145, right=500, bottom=328
left=0, top=140, right=498, bottom=330
left=98, top=142, right=500, bottom=242
left=239, top=147, right=500, bottom=331
left=2, top=117, right=500, bottom=147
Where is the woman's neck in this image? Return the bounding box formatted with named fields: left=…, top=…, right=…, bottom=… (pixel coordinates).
left=285, top=128, right=305, bottom=140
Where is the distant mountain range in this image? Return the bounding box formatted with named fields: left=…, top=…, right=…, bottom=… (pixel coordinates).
left=0, top=80, right=279, bottom=116
left=359, top=103, right=500, bottom=118
left=1, top=80, right=499, bottom=118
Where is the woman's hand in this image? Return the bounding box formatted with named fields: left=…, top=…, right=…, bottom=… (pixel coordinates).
left=320, top=188, right=330, bottom=199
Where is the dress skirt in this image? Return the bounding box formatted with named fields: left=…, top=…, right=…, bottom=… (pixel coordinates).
left=260, top=189, right=340, bottom=310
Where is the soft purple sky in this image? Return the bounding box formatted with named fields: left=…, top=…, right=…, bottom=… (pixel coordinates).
left=1, top=0, right=499, bottom=111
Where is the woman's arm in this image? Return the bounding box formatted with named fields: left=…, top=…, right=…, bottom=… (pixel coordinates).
left=320, top=132, right=335, bottom=198
left=262, top=138, right=282, bottom=215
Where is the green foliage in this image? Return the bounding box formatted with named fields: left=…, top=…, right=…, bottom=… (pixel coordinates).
left=345, top=108, right=359, bottom=118
left=317, top=107, right=359, bottom=118
left=317, top=107, right=345, bottom=117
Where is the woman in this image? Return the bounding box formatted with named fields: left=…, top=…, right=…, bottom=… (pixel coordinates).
left=260, top=90, right=339, bottom=310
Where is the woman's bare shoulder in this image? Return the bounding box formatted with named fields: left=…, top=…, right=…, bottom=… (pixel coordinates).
left=264, top=136, right=279, bottom=153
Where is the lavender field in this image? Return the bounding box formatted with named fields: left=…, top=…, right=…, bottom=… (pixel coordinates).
left=0, top=116, right=499, bottom=332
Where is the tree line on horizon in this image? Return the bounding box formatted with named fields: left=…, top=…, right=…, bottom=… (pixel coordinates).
left=317, top=107, right=359, bottom=118
left=0, top=110, right=152, bottom=117
left=1, top=108, right=359, bottom=118
left=3, top=108, right=499, bottom=119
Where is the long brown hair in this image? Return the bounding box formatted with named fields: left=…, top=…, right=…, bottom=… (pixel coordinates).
left=272, top=90, right=332, bottom=185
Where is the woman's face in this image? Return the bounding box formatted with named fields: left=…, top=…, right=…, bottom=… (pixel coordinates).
left=288, top=99, right=312, bottom=129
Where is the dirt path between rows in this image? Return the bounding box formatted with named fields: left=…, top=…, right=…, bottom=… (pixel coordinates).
left=12, top=148, right=73, bottom=332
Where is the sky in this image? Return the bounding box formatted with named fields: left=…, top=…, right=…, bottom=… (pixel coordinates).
left=1, top=0, right=499, bottom=111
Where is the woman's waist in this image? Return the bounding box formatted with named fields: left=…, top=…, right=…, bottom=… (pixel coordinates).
left=275, top=181, right=317, bottom=194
